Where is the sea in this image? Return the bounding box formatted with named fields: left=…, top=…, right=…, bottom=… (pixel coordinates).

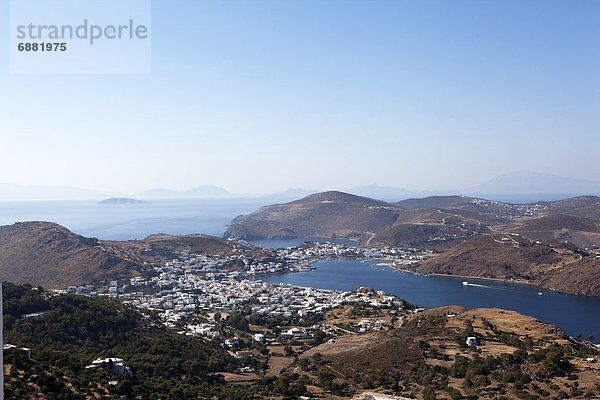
left=1, top=197, right=598, bottom=341
left=0, top=198, right=275, bottom=240
left=260, top=259, right=600, bottom=342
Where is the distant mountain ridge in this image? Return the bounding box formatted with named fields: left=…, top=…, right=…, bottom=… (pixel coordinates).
left=345, top=172, right=600, bottom=202
left=3, top=170, right=599, bottom=201
left=465, top=170, right=600, bottom=197
left=0, top=183, right=114, bottom=201
left=136, top=185, right=234, bottom=198
left=396, top=195, right=473, bottom=209
left=99, top=197, right=147, bottom=205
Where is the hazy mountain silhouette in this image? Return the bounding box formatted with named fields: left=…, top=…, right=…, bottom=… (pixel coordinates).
left=0, top=183, right=114, bottom=201
left=136, top=185, right=234, bottom=198
left=465, top=171, right=600, bottom=197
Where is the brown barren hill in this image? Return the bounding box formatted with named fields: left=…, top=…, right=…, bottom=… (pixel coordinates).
left=0, top=221, right=140, bottom=289
left=226, top=193, right=600, bottom=248
left=535, top=257, right=600, bottom=296
left=225, top=192, right=496, bottom=249
left=546, top=195, right=600, bottom=219
left=301, top=329, right=424, bottom=377
left=110, top=232, right=276, bottom=264
left=497, top=212, right=600, bottom=247
left=224, top=191, right=400, bottom=240
left=416, top=234, right=600, bottom=296
left=417, top=234, right=564, bottom=279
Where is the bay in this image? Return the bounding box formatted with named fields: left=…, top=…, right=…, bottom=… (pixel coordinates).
left=2, top=200, right=599, bottom=342
left=260, top=258, right=600, bottom=342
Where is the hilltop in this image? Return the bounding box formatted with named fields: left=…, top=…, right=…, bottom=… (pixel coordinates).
left=545, top=195, right=600, bottom=220
left=395, top=195, right=540, bottom=219
left=498, top=213, right=600, bottom=247
left=225, top=191, right=497, bottom=249
left=345, top=184, right=415, bottom=201
left=225, top=192, right=530, bottom=249
left=416, top=234, right=566, bottom=279
left=108, top=232, right=276, bottom=266
left=494, top=196, right=600, bottom=247
left=225, top=191, right=400, bottom=241
left=226, top=192, right=600, bottom=249
left=0, top=222, right=274, bottom=289
left=0, top=222, right=140, bottom=289
left=396, top=195, right=475, bottom=210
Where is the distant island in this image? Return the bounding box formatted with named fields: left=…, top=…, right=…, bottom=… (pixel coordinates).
left=99, top=197, right=147, bottom=205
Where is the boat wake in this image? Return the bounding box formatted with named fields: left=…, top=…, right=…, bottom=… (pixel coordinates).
left=462, top=281, right=492, bottom=289
left=466, top=283, right=489, bottom=288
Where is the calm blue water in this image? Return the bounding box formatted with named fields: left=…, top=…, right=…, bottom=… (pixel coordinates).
left=261, top=259, right=600, bottom=341
left=0, top=198, right=275, bottom=240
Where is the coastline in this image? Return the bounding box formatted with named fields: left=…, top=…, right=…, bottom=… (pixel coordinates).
left=385, top=264, right=539, bottom=288
left=372, top=260, right=600, bottom=298
left=303, top=256, right=540, bottom=288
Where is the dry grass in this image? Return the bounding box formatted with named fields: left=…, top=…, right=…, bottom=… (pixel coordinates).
left=266, top=356, right=294, bottom=377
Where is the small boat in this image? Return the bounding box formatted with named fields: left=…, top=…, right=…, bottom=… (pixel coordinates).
left=538, top=292, right=543, bottom=295
left=462, top=281, right=469, bottom=286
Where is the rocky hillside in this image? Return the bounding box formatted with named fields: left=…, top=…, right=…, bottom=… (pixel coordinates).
left=416, top=234, right=600, bottom=296
left=301, top=304, right=599, bottom=400
left=534, top=256, right=600, bottom=296
left=545, top=195, right=600, bottom=219
left=0, top=222, right=279, bottom=290
left=223, top=190, right=600, bottom=295
left=227, top=192, right=600, bottom=249
left=109, top=232, right=277, bottom=265
left=0, top=222, right=141, bottom=289
left=225, top=191, right=498, bottom=249
left=498, top=213, right=600, bottom=247
left=417, top=235, right=566, bottom=279
left=396, top=195, right=546, bottom=219
left=225, top=191, right=400, bottom=241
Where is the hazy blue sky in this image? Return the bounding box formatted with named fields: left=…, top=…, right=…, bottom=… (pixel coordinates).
left=1, top=0, right=599, bottom=194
